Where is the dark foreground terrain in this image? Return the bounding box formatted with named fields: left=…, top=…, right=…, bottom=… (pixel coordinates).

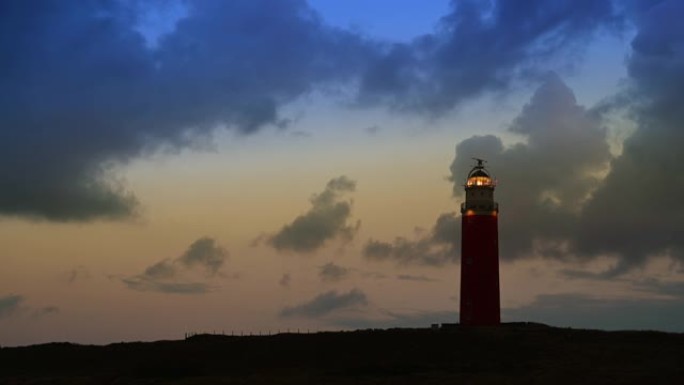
left=1, top=323, right=683, bottom=384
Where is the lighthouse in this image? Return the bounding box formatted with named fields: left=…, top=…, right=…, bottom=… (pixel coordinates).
left=460, top=158, right=500, bottom=325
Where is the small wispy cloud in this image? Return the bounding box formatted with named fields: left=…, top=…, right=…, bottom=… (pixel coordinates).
left=280, top=289, right=368, bottom=318
left=396, top=274, right=438, bottom=282
left=1, top=294, right=59, bottom=320
left=32, top=306, right=60, bottom=319
left=122, top=237, right=230, bottom=295
left=319, top=262, right=350, bottom=282
left=0, top=294, right=23, bottom=319
left=269, top=176, right=359, bottom=253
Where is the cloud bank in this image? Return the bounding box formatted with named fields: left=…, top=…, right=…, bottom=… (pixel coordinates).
left=573, top=0, right=684, bottom=274
left=374, top=65, right=682, bottom=274
left=5, top=0, right=679, bottom=278
left=444, top=0, right=684, bottom=278
left=1, top=0, right=621, bottom=221
left=446, top=0, right=684, bottom=275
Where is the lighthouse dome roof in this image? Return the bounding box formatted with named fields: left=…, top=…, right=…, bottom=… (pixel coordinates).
left=468, top=168, right=490, bottom=178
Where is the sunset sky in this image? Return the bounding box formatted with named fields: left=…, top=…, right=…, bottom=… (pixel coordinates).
left=2, top=0, right=684, bottom=346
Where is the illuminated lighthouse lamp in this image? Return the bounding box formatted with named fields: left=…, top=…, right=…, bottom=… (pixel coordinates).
left=461, top=161, right=498, bottom=218
left=465, top=168, right=496, bottom=187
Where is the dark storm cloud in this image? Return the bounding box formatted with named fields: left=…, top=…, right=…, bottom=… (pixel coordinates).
left=357, top=0, right=620, bottom=113
left=369, top=32, right=684, bottom=274
left=270, top=176, right=359, bottom=253
left=363, top=212, right=459, bottom=266
left=2, top=0, right=624, bottom=222
left=280, top=288, right=367, bottom=318
left=463, top=0, right=684, bottom=274
left=572, top=0, right=684, bottom=274
left=450, top=73, right=611, bottom=260
left=0, top=295, right=23, bottom=318
left=0, top=0, right=371, bottom=221
left=505, top=293, right=684, bottom=332
left=123, top=236, right=228, bottom=294
left=319, top=262, right=350, bottom=282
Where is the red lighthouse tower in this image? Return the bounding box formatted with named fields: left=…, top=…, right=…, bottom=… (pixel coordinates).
left=460, top=158, right=500, bottom=326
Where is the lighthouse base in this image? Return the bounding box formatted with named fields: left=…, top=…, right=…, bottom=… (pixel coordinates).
left=460, top=214, right=500, bottom=326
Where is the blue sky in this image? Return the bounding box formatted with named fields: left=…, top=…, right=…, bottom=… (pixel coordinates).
left=310, top=0, right=451, bottom=41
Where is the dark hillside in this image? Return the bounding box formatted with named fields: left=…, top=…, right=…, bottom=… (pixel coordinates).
left=1, top=323, right=683, bottom=384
